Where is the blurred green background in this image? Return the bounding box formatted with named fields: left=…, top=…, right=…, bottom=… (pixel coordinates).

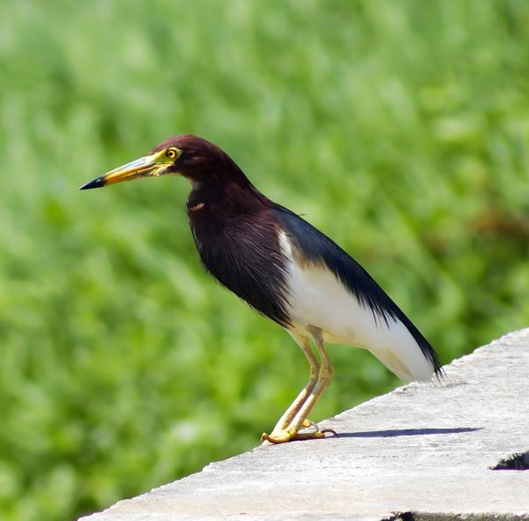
left=1, top=0, right=529, bottom=519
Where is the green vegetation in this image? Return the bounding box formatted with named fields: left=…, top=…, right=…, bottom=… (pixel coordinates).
left=1, top=1, right=529, bottom=519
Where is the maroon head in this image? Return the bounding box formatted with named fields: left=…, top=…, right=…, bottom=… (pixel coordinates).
left=79, top=135, right=253, bottom=191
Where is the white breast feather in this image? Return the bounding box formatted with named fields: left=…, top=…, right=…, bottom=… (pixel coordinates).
left=278, top=232, right=434, bottom=382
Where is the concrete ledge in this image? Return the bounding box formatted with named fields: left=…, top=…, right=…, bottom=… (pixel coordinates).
left=81, top=330, right=529, bottom=520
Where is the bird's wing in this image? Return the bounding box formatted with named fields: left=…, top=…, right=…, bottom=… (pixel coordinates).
left=273, top=205, right=444, bottom=381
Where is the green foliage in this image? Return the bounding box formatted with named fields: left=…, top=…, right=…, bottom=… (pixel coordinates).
left=1, top=1, right=529, bottom=519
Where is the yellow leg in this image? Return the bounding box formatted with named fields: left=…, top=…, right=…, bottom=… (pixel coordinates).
left=261, top=326, right=335, bottom=444
left=289, top=326, right=335, bottom=436
left=261, top=334, right=319, bottom=444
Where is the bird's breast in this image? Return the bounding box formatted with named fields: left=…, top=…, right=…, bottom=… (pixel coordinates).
left=188, top=210, right=293, bottom=327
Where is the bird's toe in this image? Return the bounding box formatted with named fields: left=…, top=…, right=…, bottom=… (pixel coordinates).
left=260, top=430, right=296, bottom=445
left=302, top=419, right=319, bottom=431
left=301, top=419, right=337, bottom=437
left=294, top=428, right=337, bottom=440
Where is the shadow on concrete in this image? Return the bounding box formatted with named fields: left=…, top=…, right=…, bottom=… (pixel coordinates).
left=335, top=427, right=481, bottom=438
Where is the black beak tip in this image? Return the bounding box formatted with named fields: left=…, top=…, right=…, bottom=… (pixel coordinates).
left=79, top=176, right=106, bottom=191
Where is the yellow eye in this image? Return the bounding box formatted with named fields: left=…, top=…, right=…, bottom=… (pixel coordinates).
left=166, top=148, right=179, bottom=160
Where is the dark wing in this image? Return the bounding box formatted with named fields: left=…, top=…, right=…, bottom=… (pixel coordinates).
left=273, top=205, right=444, bottom=378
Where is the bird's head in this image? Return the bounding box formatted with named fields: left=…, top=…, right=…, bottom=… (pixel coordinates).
left=79, top=135, right=241, bottom=190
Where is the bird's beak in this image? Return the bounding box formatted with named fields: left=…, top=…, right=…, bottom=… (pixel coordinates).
left=79, top=150, right=172, bottom=190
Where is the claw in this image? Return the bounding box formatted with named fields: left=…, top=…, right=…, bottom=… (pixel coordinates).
left=301, top=420, right=337, bottom=437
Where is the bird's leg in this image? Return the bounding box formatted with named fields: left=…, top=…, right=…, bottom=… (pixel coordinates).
left=261, top=327, right=335, bottom=444
left=288, top=327, right=335, bottom=440
left=290, top=328, right=336, bottom=440
left=268, top=338, right=320, bottom=434
left=261, top=334, right=320, bottom=445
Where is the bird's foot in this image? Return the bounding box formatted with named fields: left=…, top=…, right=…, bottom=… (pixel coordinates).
left=260, top=429, right=323, bottom=445
left=260, top=420, right=337, bottom=445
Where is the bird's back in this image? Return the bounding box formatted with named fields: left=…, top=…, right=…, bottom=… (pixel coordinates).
left=273, top=206, right=443, bottom=382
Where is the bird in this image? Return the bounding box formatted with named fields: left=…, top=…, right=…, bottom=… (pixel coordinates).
left=80, top=134, right=444, bottom=444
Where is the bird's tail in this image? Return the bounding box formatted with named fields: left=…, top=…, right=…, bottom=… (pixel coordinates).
left=367, top=319, right=443, bottom=382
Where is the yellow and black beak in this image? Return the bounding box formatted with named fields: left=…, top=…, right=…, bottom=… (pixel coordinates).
left=79, top=150, right=175, bottom=190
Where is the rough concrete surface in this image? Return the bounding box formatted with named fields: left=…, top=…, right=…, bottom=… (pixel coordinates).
left=81, top=329, right=529, bottom=521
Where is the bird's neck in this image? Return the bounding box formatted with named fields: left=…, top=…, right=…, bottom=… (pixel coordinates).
left=186, top=177, right=273, bottom=258
left=187, top=175, right=271, bottom=217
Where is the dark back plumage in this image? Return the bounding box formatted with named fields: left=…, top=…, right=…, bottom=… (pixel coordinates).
left=273, top=206, right=445, bottom=378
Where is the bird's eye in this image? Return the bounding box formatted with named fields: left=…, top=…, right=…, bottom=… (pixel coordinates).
left=166, top=148, right=179, bottom=160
